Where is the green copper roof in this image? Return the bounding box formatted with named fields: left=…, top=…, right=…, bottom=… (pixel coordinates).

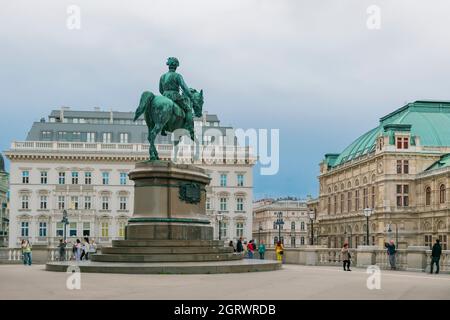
left=330, top=101, right=450, bottom=167
left=425, top=153, right=450, bottom=171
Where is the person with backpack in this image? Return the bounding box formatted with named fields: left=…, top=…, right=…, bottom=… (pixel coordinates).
left=430, top=239, right=442, bottom=274
left=384, top=239, right=397, bottom=270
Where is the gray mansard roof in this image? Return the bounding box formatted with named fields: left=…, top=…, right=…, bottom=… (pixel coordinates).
left=26, top=108, right=233, bottom=144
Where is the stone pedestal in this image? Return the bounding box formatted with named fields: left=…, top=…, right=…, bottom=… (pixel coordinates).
left=356, top=246, right=377, bottom=268
left=406, top=246, right=428, bottom=272
left=46, top=161, right=280, bottom=274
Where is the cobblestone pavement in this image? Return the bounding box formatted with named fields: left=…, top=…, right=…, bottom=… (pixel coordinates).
left=0, top=264, right=449, bottom=299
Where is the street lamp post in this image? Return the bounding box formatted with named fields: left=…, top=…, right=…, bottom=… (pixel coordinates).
left=217, top=214, right=223, bottom=240
left=309, top=209, right=316, bottom=245
left=274, top=212, right=284, bottom=245
left=61, top=209, right=69, bottom=243
left=387, top=223, right=399, bottom=248
left=363, top=208, right=374, bottom=245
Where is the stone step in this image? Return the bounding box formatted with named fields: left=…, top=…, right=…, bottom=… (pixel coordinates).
left=91, top=252, right=242, bottom=263
left=46, top=259, right=282, bottom=274
left=112, top=239, right=225, bottom=247
left=102, top=246, right=234, bottom=255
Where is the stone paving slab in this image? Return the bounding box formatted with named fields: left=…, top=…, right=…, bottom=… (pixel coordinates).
left=1, top=264, right=449, bottom=300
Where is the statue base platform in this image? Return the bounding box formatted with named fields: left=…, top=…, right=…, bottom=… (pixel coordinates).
left=46, top=161, right=281, bottom=274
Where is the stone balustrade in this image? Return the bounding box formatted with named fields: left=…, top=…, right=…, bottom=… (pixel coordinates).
left=0, top=247, right=101, bottom=264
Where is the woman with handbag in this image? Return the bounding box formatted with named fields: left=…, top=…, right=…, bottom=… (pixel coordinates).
left=341, top=243, right=351, bottom=271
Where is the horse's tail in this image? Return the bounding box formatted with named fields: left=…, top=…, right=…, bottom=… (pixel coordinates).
left=133, top=91, right=155, bottom=122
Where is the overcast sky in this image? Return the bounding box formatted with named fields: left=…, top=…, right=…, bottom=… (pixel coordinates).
left=1, top=0, right=450, bottom=199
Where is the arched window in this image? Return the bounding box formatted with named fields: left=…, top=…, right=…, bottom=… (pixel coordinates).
left=300, top=222, right=305, bottom=231
left=440, top=184, right=446, bottom=204
left=425, top=186, right=431, bottom=206
left=291, top=222, right=295, bottom=230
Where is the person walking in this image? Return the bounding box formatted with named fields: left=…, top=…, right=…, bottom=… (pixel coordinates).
left=228, top=240, right=236, bottom=253
left=21, top=240, right=32, bottom=266
left=89, top=239, right=97, bottom=256
left=80, top=237, right=90, bottom=260
left=236, top=237, right=243, bottom=253
left=58, top=239, right=66, bottom=261
left=75, top=239, right=82, bottom=261
left=258, top=240, right=266, bottom=260
left=247, top=240, right=255, bottom=259
left=385, top=239, right=397, bottom=270
left=341, top=243, right=351, bottom=271
left=275, top=241, right=284, bottom=263
left=430, top=239, right=442, bottom=274
left=243, top=241, right=248, bottom=257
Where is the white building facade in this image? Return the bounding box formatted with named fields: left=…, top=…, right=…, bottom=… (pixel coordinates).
left=5, top=109, right=255, bottom=248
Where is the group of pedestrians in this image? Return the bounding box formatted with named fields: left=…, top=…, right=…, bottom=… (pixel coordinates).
left=56, top=238, right=97, bottom=261
left=229, top=237, right=268, bottom=260
left=340, top=238, right=444, bottom=273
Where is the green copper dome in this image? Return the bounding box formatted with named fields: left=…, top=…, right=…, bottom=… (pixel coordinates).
left=330, top=101, right=450, bottom=167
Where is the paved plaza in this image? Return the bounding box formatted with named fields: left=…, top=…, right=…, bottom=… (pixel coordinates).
left=0, top=264, right=449, bottom=300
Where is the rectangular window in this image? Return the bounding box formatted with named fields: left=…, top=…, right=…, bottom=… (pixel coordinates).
left=396, top=160, right=402, bottom=174
left=371, top=186, right=376, bottom=209
left=340, top=194, right=344, bottom=213
left=101, top=223, right=109, bottom=237
left=220, top=198, right=227, bottom=211
left=102, top=132, right=112, bottom=143
left=56, top=222, right=64, bottom=237
left=355, top=190, right=360, bottom=210
left=69, top=222, right=77, bottom=237
left=102, top=172, right=109, bottom=185
left=21, top=195, right=29, bottom=209
left=41, top=131, right=52, bottom=140
left=301, top=222, right=305, bottom=231
left=396, top=184, right=409, bottom=207
left=363, top=188, right=368, bottom=209
left=220, top=222, right=227, bottom=238
left=119, top=133, right=129, bottom=143
left=39, top=222, right=47, bottom=237
left=206, top=197, right=211, bottom=210
left=84, top=172, right=92, bottom=185
left=71, top=172, right=79, bottom=184
left=58, top=131, right=67, bottom=141
left=403, top=137, right=409, bottom=149
left=333, top=195, right=337, bottom=214
left=396, top=137, right=402, bottom=149
left=58, top=196, right=65, bottom=210
left=118, top=222, right=125, bottom=237
left=403, top=160, right=409, bottom=174
left=86, top=132, right=96, bottom=143
left=70, top=196, right=79, bottom=210
left=72, top=132, right=81, bottom=141
left=21, top=222, right=29, bottom=237
left=347, top=192, right=352, bottom=212
left=236, top=197, right=244, bottom=211
left=102, top=196, right=109, bottom=210
left=237, top=174, right=244, bottom=187
left=119, top=196, right=128, bottom=210
left=120, top=173, right=127, bottom=185
left=40, top=195, right=48, bottom=210
left=438, top=235, right=447, bottom=250
left=40, top=171, right=48, bottom=184
left=84, top=196, right=91, bottom=210
left=22, top=171, right=29, bottom=184
left=58, top=172, right=65, bottom=185
left=220, top=174, right=227, bottom=187
left=83, top=222, right=90, bottom=237
left=327, top=197, right=331, bottom=214
left=236, top=223, right=244, bottom=237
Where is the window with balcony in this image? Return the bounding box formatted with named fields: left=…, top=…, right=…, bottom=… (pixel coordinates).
left=22, top=171, right=29, bottom=184
left=39, top=222, right=47, bottom=237
left=71, top=172, right=79, bottom=185
left=58, top=172, right=65, bottom=185
left=84, top=172, right=92, bottom=185
left=40, top=171, right=48, bottom=184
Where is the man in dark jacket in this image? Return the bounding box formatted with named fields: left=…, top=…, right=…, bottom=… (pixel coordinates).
left=384, top=240, right=396, bottom=270
left=430, top=239, right=442, bottom=274
left=236, top=237, right=244, bottom=253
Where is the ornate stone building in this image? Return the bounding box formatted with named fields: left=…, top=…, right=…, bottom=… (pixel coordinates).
left=253, top=198, right=309, bottom=248
left=5, top=108, right=255, bottom=248
left=317, top=101, right=450, bottom=249
left=0, top=153, right=9, bottom=247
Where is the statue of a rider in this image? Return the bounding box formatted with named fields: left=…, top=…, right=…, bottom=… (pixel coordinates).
left=159, top=57, right=194, bottom=135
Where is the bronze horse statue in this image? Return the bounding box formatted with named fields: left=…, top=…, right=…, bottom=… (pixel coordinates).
left=133, top=89, right=204, bottom=160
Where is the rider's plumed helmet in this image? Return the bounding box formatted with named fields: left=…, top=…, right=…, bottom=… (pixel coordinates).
left=166, top=57, right=179, bottom=69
